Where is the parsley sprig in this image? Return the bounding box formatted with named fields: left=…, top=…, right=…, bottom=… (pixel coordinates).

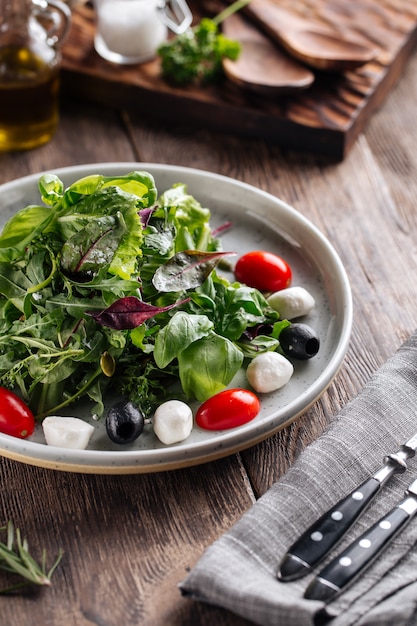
left=158, top=0, right=251, bottom=85
left=0, top=521, right=62, bottom=593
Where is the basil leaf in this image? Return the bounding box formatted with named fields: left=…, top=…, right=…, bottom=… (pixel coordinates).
left=39, top=174, right=64, bottom=205
left=178, top=333, right=243, bottom=402
left=153, top=311, right=213, bottom=368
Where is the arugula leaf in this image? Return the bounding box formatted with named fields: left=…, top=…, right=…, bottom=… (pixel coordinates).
left=0, top=265, right=33, bottom=312
left=189, top=272, right=280, bottom=341
left=0, top=169, right=291, bottom=418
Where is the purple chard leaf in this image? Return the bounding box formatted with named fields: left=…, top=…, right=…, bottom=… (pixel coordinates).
left=138, top=206, right=156, bottom=228
left=211, top=221, right=233, bottom=238
left=60, top=215, right=125, bottom=278
left=152, top=250, right=236, bottom=293
left=87, top=296, right=190, bottom=330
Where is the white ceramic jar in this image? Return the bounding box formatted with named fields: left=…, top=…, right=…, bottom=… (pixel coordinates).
left=93, top=0, right=192, bottom=65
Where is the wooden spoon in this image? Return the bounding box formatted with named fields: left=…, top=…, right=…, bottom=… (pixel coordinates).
left=235, top=0, right=377, bottom=72
left=222, top=12, right=315, bottom=94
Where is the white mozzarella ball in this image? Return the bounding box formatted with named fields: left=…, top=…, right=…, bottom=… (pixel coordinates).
left=267, top=286, right=315, bottom=320
left=246, top=352, right=294, bottom=393
left=153, top=400, right=193, bottom=445
left=42, top=416, right=95, bottom=449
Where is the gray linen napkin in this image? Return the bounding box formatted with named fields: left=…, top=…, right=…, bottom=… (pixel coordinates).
left=180, top=331, right=417, bottom=626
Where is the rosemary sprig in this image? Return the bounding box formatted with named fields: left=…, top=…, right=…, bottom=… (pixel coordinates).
left=0, top=521, right=63, bottom=593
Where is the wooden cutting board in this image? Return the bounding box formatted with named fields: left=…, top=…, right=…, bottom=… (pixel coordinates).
left=61, top=0, right=417, bottom=160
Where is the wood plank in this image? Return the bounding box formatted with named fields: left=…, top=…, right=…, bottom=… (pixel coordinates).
left=365, top=42, right=417, bottom=215
left=0, top=456, right=255, bottom=625
left=61, top=0, right=417, bottom=159
left=0, top=100, right=135, bottom=185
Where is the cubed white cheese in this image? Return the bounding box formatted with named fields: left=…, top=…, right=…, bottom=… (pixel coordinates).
left=153, top=400, right=193, bottom=445
left=246, top=352, right=294, bottom=393
left=42, top=416, right=95, bottom=450
left=267, top=286, right=315, bottom=320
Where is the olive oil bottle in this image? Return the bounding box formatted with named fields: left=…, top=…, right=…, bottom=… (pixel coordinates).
left=0, top=0, right=71, bottom=151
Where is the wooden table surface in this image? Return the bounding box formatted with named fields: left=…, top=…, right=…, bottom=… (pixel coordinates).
left=1, top=42, right=417, bottom=626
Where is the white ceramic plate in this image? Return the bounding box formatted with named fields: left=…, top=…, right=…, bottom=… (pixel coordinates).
left=0, top=163, right=352, bottom=473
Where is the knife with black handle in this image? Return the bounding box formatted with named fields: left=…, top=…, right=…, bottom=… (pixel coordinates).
left=277, top=433, right=417, bottom=582
left=304, top=475, right=417, bottom=602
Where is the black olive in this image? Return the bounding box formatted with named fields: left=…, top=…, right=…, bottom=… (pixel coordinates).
left=279, top=323, right=320, bottom=360
left=106, top=401, right=144, bottom=444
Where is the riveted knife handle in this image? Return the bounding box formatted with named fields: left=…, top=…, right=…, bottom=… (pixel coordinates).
left=304, top=506, right=410, bottom=602
left=278, top=477, right=381, bottom=581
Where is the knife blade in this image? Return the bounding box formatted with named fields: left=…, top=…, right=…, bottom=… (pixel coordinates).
left=304, top=475, right=417, bottom=602
left=277, top=433, right=417, bottom=582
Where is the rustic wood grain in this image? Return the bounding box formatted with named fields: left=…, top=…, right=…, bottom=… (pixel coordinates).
left=60, top=0, right=417, bottom=158
left=0, top=456, right=255, bottom=625
left=1, top=45, right=417, bottom=625
left=0, top=101, right=136, bottom=183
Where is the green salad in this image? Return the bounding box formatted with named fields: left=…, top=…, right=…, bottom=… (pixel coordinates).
left=0, top=171, right=288, bottom=421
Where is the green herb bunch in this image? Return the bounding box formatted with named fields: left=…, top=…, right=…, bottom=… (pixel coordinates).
left=158, top=0, right=251, bottom=85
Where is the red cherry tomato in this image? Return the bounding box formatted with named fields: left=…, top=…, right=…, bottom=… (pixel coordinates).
left=196, top=388, right=260, bottom=431
left=0, top=387, right=35, bottom=439
left=234, top=251, right=292, bottom=292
